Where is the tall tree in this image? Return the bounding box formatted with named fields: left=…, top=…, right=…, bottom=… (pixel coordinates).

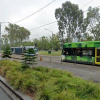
left=91, top=23, right=100, bottom=40
left=20, top=27, right=30, bottom=45
left=2, top=34, right=9, bottom=45
left=5, top=23, right=30, bottom=46
left=55, top=1, right=84, bottom=43
left=40, top=36, right=50, bottom=50
left=81, top=33, right=93, bottom=41
left=86, top=7, right=100, bottom=40
left=5, top=24, right=16, bottom=46
left=52, top=34, right=60, bottom=51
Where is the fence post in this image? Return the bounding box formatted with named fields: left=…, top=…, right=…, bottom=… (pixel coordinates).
left=50, top=56, right=52, bottom=63
left=74, top=56, right=76, bottom=65
left=61, top=57, right=62, bottom=64
left=93, top=61, right=94, bottom=66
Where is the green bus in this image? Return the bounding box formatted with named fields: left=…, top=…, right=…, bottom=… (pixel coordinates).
left=61, top=41, right=100, bottom=65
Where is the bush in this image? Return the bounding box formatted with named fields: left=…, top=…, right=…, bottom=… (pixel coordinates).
left=22, top=48, right=37, bottom=68
left=0, top=60, right=100, bottom=100
left=2, top=45, right=12, bottom=59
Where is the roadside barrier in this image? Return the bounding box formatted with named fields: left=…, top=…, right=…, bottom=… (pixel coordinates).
left=37, top=55, right=61, bottom=63
left=11, top=54, right=61, bottom=63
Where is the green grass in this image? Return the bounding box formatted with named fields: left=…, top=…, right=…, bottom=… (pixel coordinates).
left=38, top=50, right=61, bottom=56
left=0, top=60, right=100, bottom=100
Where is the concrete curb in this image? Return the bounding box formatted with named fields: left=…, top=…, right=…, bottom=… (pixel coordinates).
left=0, top=75, right=33, bottom=100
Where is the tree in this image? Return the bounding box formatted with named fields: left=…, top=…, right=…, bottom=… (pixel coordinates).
left=22, top=41, right=34, bottom=47
left=19, top=27, right=30, bottom=45
left=81, top=33, right=93, bottom=41
left=86, top=7, right=100, bottom=40
left=22, top=48, right=37, bottom=68
left=2, top=34, right=9, bottom=45
left=52, top=34, right=60, bottom=51
left=91, top=23, right=100, bottom=40
left=1, top=34, right=9, bottom=50
left=55, top=1, right=84, bottom=43
left=2, top=45, right=12, bottom=59
left=32, top=38, right=41, bottom=50
left=5, top=23, right=30, bottom=46
left=40, top=36, right=50, bottom=50
left=5, top=24, right=16, bottom=46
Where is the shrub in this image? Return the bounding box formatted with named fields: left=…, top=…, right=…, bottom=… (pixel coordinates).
left=0, top=60, right=100, bottom=100
left=2, top=45, right=12, bottom=59
left=22, top=48, right=37, bottom=68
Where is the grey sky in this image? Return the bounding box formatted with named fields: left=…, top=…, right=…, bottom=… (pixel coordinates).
left=0, top=0, right=100, bottom=40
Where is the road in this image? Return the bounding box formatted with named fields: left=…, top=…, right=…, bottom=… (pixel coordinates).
left=36, top=59, right=100, bottom=83
left=11, top=54, right=100, bottom=82
left=1, top=54, right=100, bottom=100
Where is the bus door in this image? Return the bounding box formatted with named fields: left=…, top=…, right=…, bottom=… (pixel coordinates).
left=95, top=48, right=100, bottom=65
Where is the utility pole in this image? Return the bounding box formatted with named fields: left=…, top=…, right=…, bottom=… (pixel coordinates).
left=45, top=28, right=53, bottom=52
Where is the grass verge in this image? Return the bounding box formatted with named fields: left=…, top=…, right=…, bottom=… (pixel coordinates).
left=38, top=50, right=61, bottom=56
left=0, top=60, right=100, bottom=100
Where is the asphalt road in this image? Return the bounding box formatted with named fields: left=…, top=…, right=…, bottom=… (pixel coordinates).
left=11, top=54, right=100, bottom=82
left=1, top=54, right=100, bottom=100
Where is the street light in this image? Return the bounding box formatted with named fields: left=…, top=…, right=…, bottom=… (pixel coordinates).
left=45, top=28, right=53, bottom=52
left=0, top=22, right=10, bottom=59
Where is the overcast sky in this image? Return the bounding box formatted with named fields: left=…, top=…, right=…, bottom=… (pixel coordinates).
left=0, top=0, right=100, bottom=41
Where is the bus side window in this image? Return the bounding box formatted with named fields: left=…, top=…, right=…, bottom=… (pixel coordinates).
left=63, top=50, right=66, bottom=55
left=75, top=49, right=82, bottom=56
left=97, top=49, right=100, bottom=56
left=71, top=49, right=75, bottom=55
left=62, top=49, right=66, bottom=55
left=61, top=50, right=63, bottom=55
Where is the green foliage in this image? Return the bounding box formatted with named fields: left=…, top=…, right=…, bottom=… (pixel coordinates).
left=91, top=23, right=100, bottom=41
left=23, top=35, right=60, bottom=51
left=0, top=60, right=100, bottom=100
left=81, top=34, right=93, bottom=42
left=55, top=1, right=84, bottom=42
left=38, top=50, right=61, bottom=56
left=2, top=45, right=12, bottom=59
left=55, top=2, right=100, bottom=42
left=5, top=23, right=30, bottom=46
left=22, top=48, right=37, bottom=68
left=86, top=7, right=100, bottom=40
left=53, top=34, right=60, bottom=51
left=1, top=34, right=9, bottom=49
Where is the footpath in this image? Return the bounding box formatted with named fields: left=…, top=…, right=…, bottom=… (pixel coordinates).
left=0, top=75, right=32, bottom=100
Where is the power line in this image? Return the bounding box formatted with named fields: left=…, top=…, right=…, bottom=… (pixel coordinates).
left=30, top=21, right=57, bottom=31
left=14, top=0, right=56, bottom=24
left=29, top=5, right=100, bottom=31
left=81, top=0, right=93, bottom=8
